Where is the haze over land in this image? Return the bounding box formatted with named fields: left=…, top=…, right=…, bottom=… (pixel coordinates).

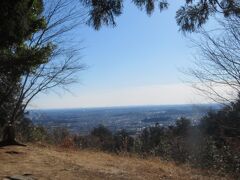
left=30, top=104, right=219, bottom=135
left=1, top=0, right=239, bottom=179
left=31, top=2, right=205, bottom=110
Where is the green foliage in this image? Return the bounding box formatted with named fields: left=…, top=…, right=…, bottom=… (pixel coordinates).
left=0, top=0, right=54, bottom=132
left=138, top=124, right=165, bottom=154
left=133, top=111, right=239, bottom=175
left=175, top=0, right=240, bottom=32
left=0, top=0, right=45, bottom=48
left=1, top=92, right=238, bottom=175
left=81, top=0, right=169, bottom=30
left=0, top=44, right=54, bottom=77
left=91, top=124, right=112, bottom=138
left=0, top=78, right=22, bottom=127
left=132, top=0, right=169, bottom=14
left=82, top=0, right=123, bottom=30
left=17, top=112, right=239, bottom=176
left=200, top=97, right=240, bottom=139
left=90, top=125, right=114, bottom=151
left=174, top=117, right=191, bottom=136
left=81, top=0, right=240, bottom=32
left=14, top=117, right=48, bottom=142
left=114, top=129, right=134, bottom=152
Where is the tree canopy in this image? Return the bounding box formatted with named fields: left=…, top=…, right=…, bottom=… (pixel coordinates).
left=0, top=0, right=84, bottom=144
left=81, top=0, right=240, bottom=32
left=0, top=0, right=46, bottom=48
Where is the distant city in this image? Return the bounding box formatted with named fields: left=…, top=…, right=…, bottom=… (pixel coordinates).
left=29, top=104, right=220, bottom=135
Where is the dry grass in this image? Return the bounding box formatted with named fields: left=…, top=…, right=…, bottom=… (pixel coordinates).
left=0, top=144, right=232, bottom=180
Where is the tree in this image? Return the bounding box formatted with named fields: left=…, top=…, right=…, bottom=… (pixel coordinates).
left=184, top=14, right=240, bottom=145
left=79, top=0, right=240, bottom=104
left=174, top=117, right=191, bottom=136
left=139, top=125, right=165, bottom=153
left=114, top=129, right=134, bottom=152
left=176, top=0, right=240, bottom=32
left=200, top=95, right=240, bottom=139
left=0, top=0, right=51, bottom=145
left=1, top=0, right=239, bottom=145
left=187, top=16, right=240, bottom=104
left=0, top=0, right=46, bottom=48
left=0, top=0, right=85, bottom=145
left=80, top=0, right=240, bottom=32
left=91, top=125, right=112, bottom=139
left=90, top=125, right=114, bottom=151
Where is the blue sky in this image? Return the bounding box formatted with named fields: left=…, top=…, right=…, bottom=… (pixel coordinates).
left=31, top=1, right=208, bottom=109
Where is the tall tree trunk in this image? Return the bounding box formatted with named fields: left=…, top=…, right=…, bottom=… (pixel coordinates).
left=0, top=123, right=25, bottom=147
left=2, top=124, right=15, bottom=142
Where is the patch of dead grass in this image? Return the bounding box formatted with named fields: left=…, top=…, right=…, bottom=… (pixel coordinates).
left=0, top=144, right=232, bottom=180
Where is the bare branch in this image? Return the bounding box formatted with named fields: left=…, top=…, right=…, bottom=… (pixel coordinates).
left=185, top=16, right=240, bottom=104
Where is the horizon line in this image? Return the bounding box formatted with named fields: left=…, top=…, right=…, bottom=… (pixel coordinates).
left=28, top=102, right=220, bottom=111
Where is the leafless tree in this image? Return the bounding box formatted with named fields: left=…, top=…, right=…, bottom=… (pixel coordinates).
left=0, top=0, right=87, bottom=143
left=186, top=16, right=240, bottom=105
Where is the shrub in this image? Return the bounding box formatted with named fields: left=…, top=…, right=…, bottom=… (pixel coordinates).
left=113, top=130, right=134, bottom=152
left=174, top=117, right=191, bottom=137
left=30, top=126, right=49, bottom=142
left=138, top=125, right=165, bottom=154
left=90, top=125, right=114, bottom=151
left=14, top=103, right=239, bottom=177
left=48, top=127, right=70, bottom=145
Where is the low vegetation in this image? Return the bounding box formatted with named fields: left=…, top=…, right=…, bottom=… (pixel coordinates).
left=4, top=97, right=239, bottom=179
left=1, top=144, right=230, bottom=180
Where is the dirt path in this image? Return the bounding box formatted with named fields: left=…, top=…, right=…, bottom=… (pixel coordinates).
left=0, top=144, right=230, bottom=180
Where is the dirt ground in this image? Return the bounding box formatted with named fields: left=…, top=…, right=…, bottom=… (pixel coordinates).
left=0, top=144, right=232, bottom=180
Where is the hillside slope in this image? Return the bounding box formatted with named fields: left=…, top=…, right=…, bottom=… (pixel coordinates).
left=0, top=144, right=231, bottom=180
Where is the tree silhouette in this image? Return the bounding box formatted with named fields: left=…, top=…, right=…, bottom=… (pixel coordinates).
left=81, top=0, right=240, bottom=32
left=186, top=16, right=240, bottom=104
left=0, top=0, right=85, bottom=146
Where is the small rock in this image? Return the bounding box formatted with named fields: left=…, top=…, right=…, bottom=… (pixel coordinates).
left=3, top=174, right=36, bottom=180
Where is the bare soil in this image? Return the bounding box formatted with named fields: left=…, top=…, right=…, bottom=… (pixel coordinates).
left=0, top=144, right=232, bottom=180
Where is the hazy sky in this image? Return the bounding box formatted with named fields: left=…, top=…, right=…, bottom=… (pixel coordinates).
left=31, top=2, right=209, bottom=109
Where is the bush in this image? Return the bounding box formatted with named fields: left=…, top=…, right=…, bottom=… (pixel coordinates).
left=48, top=127, right=70, bottom=145
left=90, top=125, right=114, bottom=151
left=174, top=117, right=191, bottom=136
left=16, top=117, right=34, bottom=142
left=30, top=126, right=49, bottom=142
left=114, top=130, right=134, bottom=153
left=138, top=125, right=165, bottom=154
left=73, top=135, right=104, bottom=149
left=15, top=103, right=239, bottom=177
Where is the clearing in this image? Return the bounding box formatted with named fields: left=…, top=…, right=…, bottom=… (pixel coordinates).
left=0, top=144, right=231, bottom=180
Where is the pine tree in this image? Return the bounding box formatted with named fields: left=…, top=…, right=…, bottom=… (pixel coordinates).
left=0, top=0, right=53, bottom=145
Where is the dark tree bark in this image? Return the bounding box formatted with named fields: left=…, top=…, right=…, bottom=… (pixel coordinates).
left=0, top=123, right=25, bottom=147
left=0, top=0, right=85, bottom=147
